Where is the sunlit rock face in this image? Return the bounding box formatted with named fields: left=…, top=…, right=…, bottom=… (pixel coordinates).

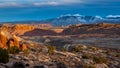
left=0, top=24, right=35, bottom=36
left=0, top=24, right=54, bottom=36
left=0, top=31, right=8, bottom=48
left=11, top=24, right=35, bottom=35
left=0, top=30, right=27, bottom=50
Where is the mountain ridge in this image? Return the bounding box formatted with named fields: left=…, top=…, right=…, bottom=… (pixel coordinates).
left=41, top=14, right=120, bottom=26
left=1, top=14, right=120, bottom=26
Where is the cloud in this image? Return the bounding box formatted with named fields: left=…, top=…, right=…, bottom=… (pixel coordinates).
left=61, top=0, right=82, bottom=3
left=32, top=0, right=82, bottom=6
left=0, top=0, right=82, bottom=7
left=0, top=0, right=119, bottom=7
left=33, top=2, right=59, bottom=6
left=0, top=2, right=23, bottom=7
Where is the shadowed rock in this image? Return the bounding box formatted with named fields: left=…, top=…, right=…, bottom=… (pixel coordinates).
left=23, top=29, right=57, bottom=36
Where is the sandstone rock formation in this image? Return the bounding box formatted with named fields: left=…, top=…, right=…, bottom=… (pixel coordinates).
left=62, top=23, right=120, bottom=37
left=0, top=23, right=120, bottom=37
left=0, top=24, right=35, bottom=36
left=0, top=30, right=27, bottom=50
left=11, top=24, right=35, bottom=35
left=0, top=24, right=55, bottom=36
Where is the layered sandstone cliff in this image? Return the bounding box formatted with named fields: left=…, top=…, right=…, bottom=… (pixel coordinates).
left=0, top=24, right=54, bottom=36
left=62, top=23, right=120, bottom=37
left=0, top=24, right=35, bottom=35
left=11, top=24, right=35, bottom=35
left=0, top=30, right=27, bottom=50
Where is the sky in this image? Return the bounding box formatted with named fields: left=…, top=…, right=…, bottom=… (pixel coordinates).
left=0, top=0, right=120, bottom=22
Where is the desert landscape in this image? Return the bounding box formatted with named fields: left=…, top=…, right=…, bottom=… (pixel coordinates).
left=0, top=23, right=119, bottom=68
left=0, top=0, right=120, bottom=68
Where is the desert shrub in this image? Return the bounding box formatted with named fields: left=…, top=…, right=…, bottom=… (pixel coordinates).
left=8, top=46, right=20, bottom=54
left=82, top=53, right=92, bottom=59
left=115, top=53, right=120, bottom=58
left=84, top=64, right=95, bottom=68
left=46, top=45, right=56, bottom=54
left=93, top=56, right=108, bottom=64
left=105, top=49, right=111, bottom=55
left=23, top=49, right=30, bottom=56
left=0, top=48, right=9, bottom=63
left=108, top=52, right=120, bottom=58
left=71, top=50, right=77, bottom=54
left=72, top=45, right=84, bottom=52
left=61, top=48, right=67, bottom=52
left=88, top=46, right=97, bottom=51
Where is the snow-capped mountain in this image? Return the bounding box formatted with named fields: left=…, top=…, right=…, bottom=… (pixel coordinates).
left=41, top=14, right=120, bottom=26
left=2, top=14, right=120, bottom=26
left=106, top=15, right=120, bottom=19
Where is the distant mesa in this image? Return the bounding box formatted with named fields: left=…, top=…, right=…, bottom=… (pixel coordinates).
left=0, top=22, right=120, bottom=37
left=20, top=23, right=120, bottom=37
left=23, top=29, right=57, bottom=36
left=61, top=23, right=120, bottom=37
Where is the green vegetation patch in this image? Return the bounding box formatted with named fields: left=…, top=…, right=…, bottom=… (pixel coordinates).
left=46, top=45, right=56, bottom=54
left=82, top=53, right=92, bottom=59
left=8, top=46, right=20, bottom=54
left=93, top=56, right=108, bottom=64
left=0, top=48, right=9, bottom=63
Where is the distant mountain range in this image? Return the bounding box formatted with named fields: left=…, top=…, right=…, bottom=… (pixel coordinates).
left=41, top=14, right=120, bottom=26
left=2, top=14, right=120, bottom=26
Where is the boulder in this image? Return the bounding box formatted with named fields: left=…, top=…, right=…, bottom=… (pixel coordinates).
left=20, top=43, right=27, bottom=50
